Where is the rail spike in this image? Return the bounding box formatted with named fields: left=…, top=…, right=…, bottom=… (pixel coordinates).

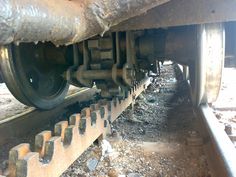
left=3, top=77, right=151, bottom=177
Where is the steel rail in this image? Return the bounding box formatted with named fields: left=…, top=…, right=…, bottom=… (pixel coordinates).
left=177, top=63, right=236, bottom=177
left=0, top=88, right=98, bottom=146
left=199, top=104, right=236, bottom=177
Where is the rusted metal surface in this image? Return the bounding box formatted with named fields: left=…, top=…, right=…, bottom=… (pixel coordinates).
left=112, top=0, right=236, bottom=31
left=0, top=0, right=169, bottom=46
left=1, top=77, right=151, bottom=177
left=0, top=88, right=98, bottom=146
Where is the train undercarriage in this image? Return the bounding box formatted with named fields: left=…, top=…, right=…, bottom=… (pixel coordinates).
left=0, top=0, right=235, bottom=109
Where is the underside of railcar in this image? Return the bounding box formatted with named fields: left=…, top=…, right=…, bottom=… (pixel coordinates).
left=0, top=0, right=235, bottom=109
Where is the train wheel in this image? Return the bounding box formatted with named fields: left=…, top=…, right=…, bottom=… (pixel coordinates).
left=189, top=23, right=225, bottom=106
left=0, top=43, right=69, bottom=109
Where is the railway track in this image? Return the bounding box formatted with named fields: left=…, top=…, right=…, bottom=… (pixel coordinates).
left=0, top=78, right=151, bottom=177
left=0, top=68, right=235, bottom=177
left=0, top=88, right=98, bottom=146
left=199, top=104, right=236, bottom=177
left=178, top=64, right=236, bottom=177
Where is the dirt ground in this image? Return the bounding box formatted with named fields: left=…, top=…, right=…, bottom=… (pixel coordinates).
left=61, top=64, right=211, bottom=177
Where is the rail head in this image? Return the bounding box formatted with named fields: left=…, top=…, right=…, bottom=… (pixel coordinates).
left=199, top=104, right=236, bottom=177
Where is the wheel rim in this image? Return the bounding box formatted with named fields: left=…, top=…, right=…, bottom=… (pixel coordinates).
left=190, top=23, right=225, bottom=106
left=0, top=43, right=69, bottom=109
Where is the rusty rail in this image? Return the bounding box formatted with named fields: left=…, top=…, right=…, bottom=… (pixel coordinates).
left=0, top=88, right=98, bottom=146
left=1, top=77, right=151, bottom=177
